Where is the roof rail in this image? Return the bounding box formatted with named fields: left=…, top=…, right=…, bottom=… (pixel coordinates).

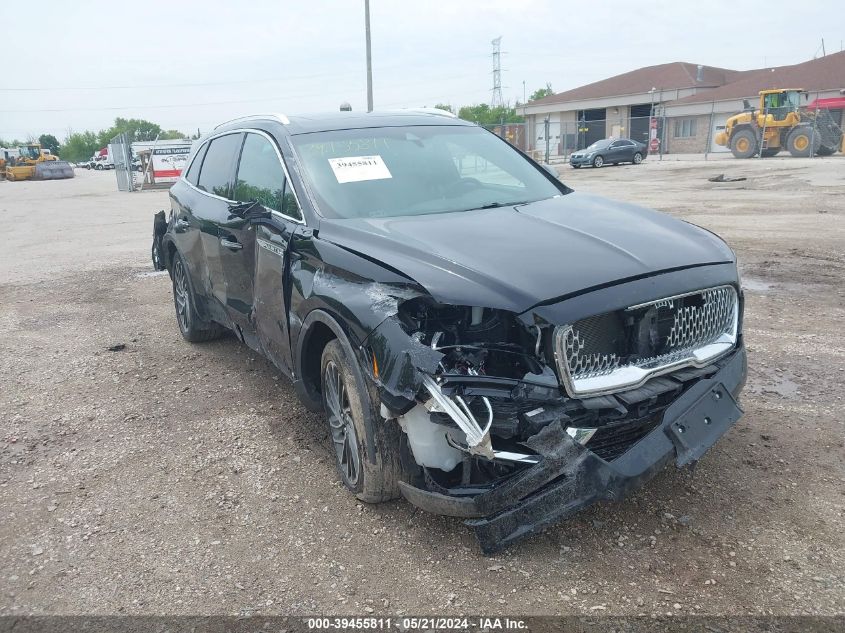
left=404, top=107, right=458, bottom=119
left=213, top=113, right=290, bottom=130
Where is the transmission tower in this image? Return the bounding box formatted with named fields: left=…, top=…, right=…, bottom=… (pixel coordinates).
left=490, top=36, right=504, bottom=108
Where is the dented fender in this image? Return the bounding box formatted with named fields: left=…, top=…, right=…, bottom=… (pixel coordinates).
left=361, top=314, right=443, bottom=411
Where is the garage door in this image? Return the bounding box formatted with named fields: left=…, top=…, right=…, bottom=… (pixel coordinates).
left=709, top=113, right=731, bottom=153
left=535, top=121, right=561, bottom=157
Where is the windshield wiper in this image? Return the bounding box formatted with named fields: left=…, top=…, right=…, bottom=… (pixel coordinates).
left=460, top=200, right=533, bottom=212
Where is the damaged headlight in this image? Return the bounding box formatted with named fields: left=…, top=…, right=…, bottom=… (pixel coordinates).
left=388, top=298, right=553, bottom=466
left=396, top=298, right=545, bottom=378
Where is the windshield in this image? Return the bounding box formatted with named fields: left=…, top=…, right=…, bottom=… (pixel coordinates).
left=586, top=139, right=611, bottom=150
left=290, top=125, right=562, bottom=219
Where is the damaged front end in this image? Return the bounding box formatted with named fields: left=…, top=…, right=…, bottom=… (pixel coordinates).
left=363, top=285, right=747, bottom=553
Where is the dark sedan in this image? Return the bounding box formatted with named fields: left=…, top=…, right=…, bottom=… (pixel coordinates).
left=152, top=111, right=745, bottom=553
left=570, top=137, right=647, bottom=168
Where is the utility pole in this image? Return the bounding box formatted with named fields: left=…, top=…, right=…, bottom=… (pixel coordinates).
left=364, top=0, right=373, bottom=112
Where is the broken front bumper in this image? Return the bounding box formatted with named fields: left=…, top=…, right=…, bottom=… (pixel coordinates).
left=398, top=344, right=747, bottom=553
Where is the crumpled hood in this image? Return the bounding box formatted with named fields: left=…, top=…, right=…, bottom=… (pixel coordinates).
left=317, top=192, right=735, bottom=314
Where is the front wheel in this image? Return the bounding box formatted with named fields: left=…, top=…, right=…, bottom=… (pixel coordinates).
left=571, top=164, right=581, bottom=169
left=592, top=155, right=604, bottom=168
left=321, top=339, right=404, bottom=503
left=633, top=152, right=643, bottom=164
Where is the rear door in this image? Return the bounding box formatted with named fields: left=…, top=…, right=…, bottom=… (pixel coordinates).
left=193, top=132, right=244, bottom=324
left=226, top=130, right=305, bottom=371
left=169, top=142, right=209, bottom=300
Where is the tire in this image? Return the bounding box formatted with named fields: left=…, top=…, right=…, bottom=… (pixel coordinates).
left=592, top=155, right=604, bottom=168
left=786, top=126, right=820, bottom=157
left=151, top=240, right=163, bottom=271
left=730, top=128, right=758, bottom=159
left=633, top=152, right=643, bottom=164
left=95, top=164, right=103, bottom=171
left=171, top=251, right=225, bottom=343
left=816, top=145, right=835, bottom=157
left=85, top=164, right=91, bottom=170
left=761, top=148, right=780, bottom=158
left=320, top=339, right=403, bottom=503
left=571, top=164, right=581, bottom=169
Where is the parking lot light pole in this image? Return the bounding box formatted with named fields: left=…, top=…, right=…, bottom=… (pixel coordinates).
left=365, top=0, right=373, bottom=112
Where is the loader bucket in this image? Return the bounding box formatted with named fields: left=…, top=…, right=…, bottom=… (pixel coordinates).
left=34, top=161, right=75, bottom=180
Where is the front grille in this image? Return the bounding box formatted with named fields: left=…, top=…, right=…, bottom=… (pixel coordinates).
left=554, top=285, right=738, bottom=396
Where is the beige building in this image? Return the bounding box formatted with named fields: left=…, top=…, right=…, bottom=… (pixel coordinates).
left=518, top=51, right=845, bottom=157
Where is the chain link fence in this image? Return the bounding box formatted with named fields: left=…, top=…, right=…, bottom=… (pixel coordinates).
left=109, top=133, right=135, bottom=192
left=524, top=116, right=660, bottom=162
left=481, top=123, right=527, bottom=152
left=524, top=103, right=843, bottom=162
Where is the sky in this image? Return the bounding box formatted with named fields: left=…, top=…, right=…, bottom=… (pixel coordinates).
left=1, top=0, right=843, bottom=141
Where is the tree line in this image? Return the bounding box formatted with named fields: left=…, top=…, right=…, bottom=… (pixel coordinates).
left=432, top=84, right=554, bottom=126
left=0, top=118, right=190, bottom=162
left=3, top=86, right=556, bottom=161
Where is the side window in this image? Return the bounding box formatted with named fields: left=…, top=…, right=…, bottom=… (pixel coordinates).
left=282, top=184, right=302, bottom=221
left=197, top=133, right=243, bottom=198
left=184, top=142, right=208, bottom=186
left=234, top=134, right=286, bottom=212
left=234, top=133, right=303, bottom=220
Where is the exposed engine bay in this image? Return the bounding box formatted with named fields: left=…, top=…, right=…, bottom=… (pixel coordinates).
left=368, top=284, right=745, bottom=545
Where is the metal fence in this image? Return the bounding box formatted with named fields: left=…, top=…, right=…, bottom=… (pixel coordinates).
left=481, top=123, right=527, bottom=151
left=527, top=116, right=662, bottom=162
left=525, top=95, right=844, bottom=162
left=109, top=133, right=135, bottom=192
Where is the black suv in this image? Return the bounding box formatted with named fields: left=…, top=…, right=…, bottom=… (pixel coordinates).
left=152, top=110, right=746, bottom=553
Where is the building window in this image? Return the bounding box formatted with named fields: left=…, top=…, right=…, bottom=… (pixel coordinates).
left=673, top=118, right=697, bottom=138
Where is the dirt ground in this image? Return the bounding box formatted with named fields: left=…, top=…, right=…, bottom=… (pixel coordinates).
left=1, top=159, right=843, bottom=617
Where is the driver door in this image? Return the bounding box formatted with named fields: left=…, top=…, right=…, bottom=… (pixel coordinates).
left=225, top=131, right=303, bottom=372
left=607, top=140, right=626, bottom=162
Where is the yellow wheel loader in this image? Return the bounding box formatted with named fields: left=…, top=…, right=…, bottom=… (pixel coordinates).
left=3, top=143, right=74, bottom=181
left=714, top=89, right=843, bottom=158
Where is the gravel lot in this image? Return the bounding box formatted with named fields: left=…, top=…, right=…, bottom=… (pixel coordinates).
left=1, top=159, right=843, bottom=617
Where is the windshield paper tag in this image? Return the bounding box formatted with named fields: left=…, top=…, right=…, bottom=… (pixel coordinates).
left=328, top=155, right=392, bottom=184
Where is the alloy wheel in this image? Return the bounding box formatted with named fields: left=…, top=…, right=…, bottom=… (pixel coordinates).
left=324, top=360, right=360, bottom=486
left=173, top=260, right=190, bottom=333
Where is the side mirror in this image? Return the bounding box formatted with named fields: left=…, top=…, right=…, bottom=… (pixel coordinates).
left=742, top=99, right=751, bottom=110
left=541, top=163, right=558, bottom=179
left=228, top=200, right=270, bottom=221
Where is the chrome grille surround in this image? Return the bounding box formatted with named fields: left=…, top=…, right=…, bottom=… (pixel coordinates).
left=554, top=285, right=739, bottom=397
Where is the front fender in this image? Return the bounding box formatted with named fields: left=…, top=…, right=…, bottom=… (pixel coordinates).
left=289, top=238, right=431, bottom=411
left=293, top=308, right=359, bottom=412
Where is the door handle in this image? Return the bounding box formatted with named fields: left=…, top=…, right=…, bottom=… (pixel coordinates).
left=220, top=237, right=243, bottom=251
